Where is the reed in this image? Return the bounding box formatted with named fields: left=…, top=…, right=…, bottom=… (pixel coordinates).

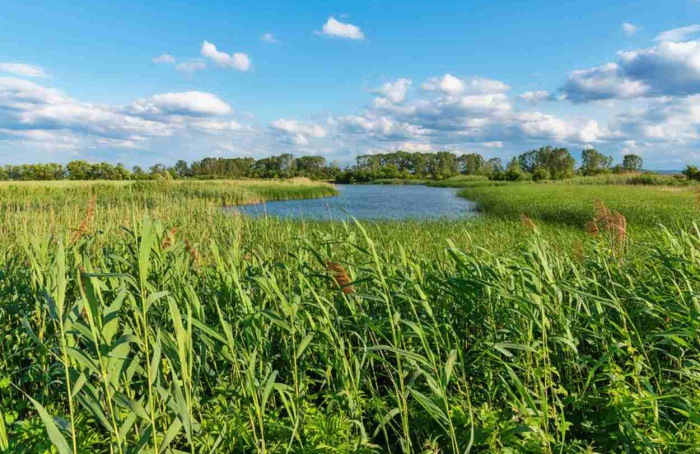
left=1, top=180, right=699, bottom=453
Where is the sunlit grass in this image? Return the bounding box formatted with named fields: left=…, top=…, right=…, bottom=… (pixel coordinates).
left=1, top=180, right=699, bottom=453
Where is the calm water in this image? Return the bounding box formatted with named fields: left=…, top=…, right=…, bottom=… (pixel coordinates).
left=232, top=184, right=477, bottom=220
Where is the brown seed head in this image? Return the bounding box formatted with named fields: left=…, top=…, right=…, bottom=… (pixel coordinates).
left=326, top=261, right=354, bottom=294
left=520, top=214, right=537, bottom=232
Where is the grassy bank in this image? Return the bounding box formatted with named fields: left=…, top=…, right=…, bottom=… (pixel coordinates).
left=0, top=178, right=338, bottom=210
left=458, top=183, right=698, bottom=230
left=1, top=180, right=700, bottom=453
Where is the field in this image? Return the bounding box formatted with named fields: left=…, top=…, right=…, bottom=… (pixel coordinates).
left=1, top=179, right=700, bottom=453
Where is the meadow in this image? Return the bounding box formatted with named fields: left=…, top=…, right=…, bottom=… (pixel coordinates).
left=1, top=179, right=700, bottom=453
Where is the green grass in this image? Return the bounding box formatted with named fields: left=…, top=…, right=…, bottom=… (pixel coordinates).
left=1, top=180, right=699, bottom=453
left=458, top=182, right=699, bottom=230
left=372, top=178, right=431, bottom=185
left=426, top=175, right=491, bottom=187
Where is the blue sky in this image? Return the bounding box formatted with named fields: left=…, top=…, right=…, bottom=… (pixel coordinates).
left=1, top=0, right=700, bottom=168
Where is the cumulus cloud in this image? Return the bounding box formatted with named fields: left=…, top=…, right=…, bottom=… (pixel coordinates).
left=339, top=114, right=427, bottom=140
left=317, top=17, right=365, bottom=40
left=518, top=90, right=551, bottom=102
left=375, top=78, right=412, bottom=103
left=269, top=118, right=327, bottom=145
left=0, top=75, right=257, bottom=163
left=261, top=33, right=278, bottom=43
left=0, top=63, right=48, bottom=78
left=175, top=61, right=206, bottom=75
left=333, top=73, right=610, bottom=155
left=622, top=23, right=638, bottom=36
left=201, top=41, right=252, bottom=71
left=561, top=39, right=700, bottom=101
left=612, top=95, right=700, bottom=143
left=655, top=24, right=700, bottom=42
left=152, top=54, right=176, bottom=64
left=130, top=91, right=232, bottom=117
left=192, top=119, right=244, bottom=132
left=422, top=74, right=509, bottom=95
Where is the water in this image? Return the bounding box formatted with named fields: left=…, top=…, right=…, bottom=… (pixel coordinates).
left=232, top=184, right=477, bottom=220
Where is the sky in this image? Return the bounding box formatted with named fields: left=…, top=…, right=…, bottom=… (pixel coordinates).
left=1, top=0, right=700, bottom=169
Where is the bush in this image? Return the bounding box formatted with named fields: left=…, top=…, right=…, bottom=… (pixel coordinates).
left=532, top=168, right=551, bottom=181
left=682, top=165, right=700, bottom=181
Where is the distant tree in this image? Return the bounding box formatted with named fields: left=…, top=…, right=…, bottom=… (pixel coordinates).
left=174, top=159, right=191, bottom=178
left=505, top=157, right=526, bottom=181
left=132, top=165, right=148, bottom=180
left=580, top=148, right=613, bottom=176
left=114, top=163, right=131, bottom=180
left=295, top=156, right=327, bottom=178
left=532, top=167, right=550, bottom=181
left=485, top=157, right=504, bottom=174
left=545, top=148, right=576, bottom=179
left=622, top=154, right=643, bottom=172
left=459, top=153, right=485, bottom=175
left=67, top=160, right=92, bottom=180
left=517, top=149, right=540, bottom=173
left=682, top=165, right=700, bottom=181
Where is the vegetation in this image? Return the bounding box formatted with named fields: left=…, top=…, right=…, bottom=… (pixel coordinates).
left=0, top=147, right=659, bottom=186
left=1, top=177, right=700, bottom=453
left=0, top=155, right=341, bottom=182
left=335, top=148, right=659, bottom=184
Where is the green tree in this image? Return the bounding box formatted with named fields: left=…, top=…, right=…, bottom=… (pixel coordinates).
left=485, top=158, right=504, bottom=174
left=66, top=160, right=93, bottom=180
left=580, top=148, right=613, bottom=176
left=174, top=160, right=191, bottom=178
left=459, top=153, right=485, bottom=175
left=622, top=154, right=643, bottom=172
left=505, top=157, right=526, bottom=181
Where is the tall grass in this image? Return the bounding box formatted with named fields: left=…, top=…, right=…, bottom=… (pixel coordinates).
left=458, top=183, right=699, bottom=230
left=1, top=181, right=699, bottom=453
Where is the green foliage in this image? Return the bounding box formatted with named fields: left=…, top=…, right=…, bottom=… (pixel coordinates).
left=683, top=165, right=700, bottom=181
left=1, top=180, right=700, bottom=453
left=458, top=182, right=698, bottom=228
left=622, top=154, right=643, bottom=172
left=580, top=148, right=613, bottom=176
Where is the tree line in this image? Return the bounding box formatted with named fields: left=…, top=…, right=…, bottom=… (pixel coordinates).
left=336, top=148, right=644, bottom=183
left=0, top=154, right=339, bottom=181
left=0, top=147, right=645, bottom=182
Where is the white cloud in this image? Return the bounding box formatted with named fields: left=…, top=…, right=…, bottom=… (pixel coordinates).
left=562, top=63, right=648, bottom=101
left=0, top=63, right=48, bottom=78
left=152, top=54, right=176, bottom=64
left=375, top=78, right=412, bottom=103
left=612, top=95, right=700, bottom=142
left=339, top=114, right=426, bottom=140
left=422, top=74, right=509, bottom=96
left=261, top=33, right=278, bottom=43
left=561, top=39, right=700, bottom=101
left=200, top=41, right=252, bottom=71
left=622, top=23, right=638, bottom=36
left=317, top=17, right=365, bottom=40
left=175, top=61, right=206, bottom=75
left=422, top=74, right=465, bottom=95
left=130, top=91, right=232, bottom=117
left=269, top=118, right=327, bottom=145
left=0, top=76, right=260, bottom=163
left=655, top=24, right=700, bottom=42
left=518, top=90, right=551, bottom=102
left=0, top=77, right=67, bottom=108
left=192, top=119, right=244, bottom=132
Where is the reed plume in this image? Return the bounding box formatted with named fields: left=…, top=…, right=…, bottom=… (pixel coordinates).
left=326, top=261, right=354, bottom=294
left=520, top=214, right=537, bottom=232
left=71, top=195, right=96, bottom=243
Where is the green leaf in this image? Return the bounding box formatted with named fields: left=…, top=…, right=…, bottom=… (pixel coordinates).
left=26, top=395, right=72, bottom=454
